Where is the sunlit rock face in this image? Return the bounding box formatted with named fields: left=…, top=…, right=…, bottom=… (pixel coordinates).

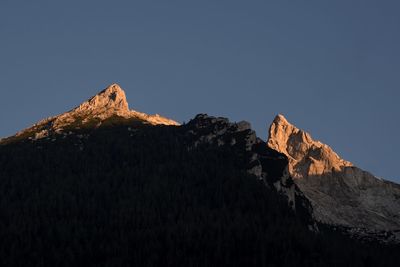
left=2, top=83, right=179, bottom=142
left=74, top=83, right=130, bottom=114
left=268, top=114, right=353, bottom=179
left=65, top=83, right=179, bottom=125
left=267, top=114, right=400, bottom=237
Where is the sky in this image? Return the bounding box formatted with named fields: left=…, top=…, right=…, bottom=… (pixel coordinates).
left=0, top=0, right=399, bottom=182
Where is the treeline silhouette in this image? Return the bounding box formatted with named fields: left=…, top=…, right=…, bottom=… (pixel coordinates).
left=0, top=124, right=399, bottom=266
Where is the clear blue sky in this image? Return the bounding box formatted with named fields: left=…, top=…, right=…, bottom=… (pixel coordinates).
left=1, top=1, right=399, bottom=182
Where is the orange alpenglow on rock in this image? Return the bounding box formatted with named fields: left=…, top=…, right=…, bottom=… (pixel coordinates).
left=267, top=114, right=400, bottom=232
left=267, top=114, right=352, bottom=179
left=3, top=83, right=179, bottom=142
left=74, top=83, right=130, bottom=114
left=68, top=83, right=179, bottom=125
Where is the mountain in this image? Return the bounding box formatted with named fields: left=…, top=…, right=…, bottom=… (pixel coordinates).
left=0, top=84, right=399, bottom=266
left=0, top=83, right=178, bottom=144
left=267, top=114, right=400, bottom=241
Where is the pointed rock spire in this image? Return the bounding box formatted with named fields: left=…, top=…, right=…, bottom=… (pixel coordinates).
left=267, top=114, right=400, bottom=234
left=65, top=83, right=178, bottom=125
left=267, top=114, right=352, bottom=179
left=2, top=83, right=179, bottom=143
left=74, top=83, right=129, bottom=113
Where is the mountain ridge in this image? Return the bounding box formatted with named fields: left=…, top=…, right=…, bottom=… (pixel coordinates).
left=267, top=114, right=400, bottom=236
left=1, top=83, right=399, bottom=244
left=3, top=110, right=399, bottom=265
left=1, top=84, right=400, bottom=265
left=0, top=84, right=179, bottom=144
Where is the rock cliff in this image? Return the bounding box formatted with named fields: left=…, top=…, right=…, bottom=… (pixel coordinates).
left=267, top=114, right=400, bottom=239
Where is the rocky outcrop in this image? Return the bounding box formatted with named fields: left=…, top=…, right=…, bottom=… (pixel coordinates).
left=1, top=84, right=179, bottom=143
left=185, top=114, right=257, bottom=152
left=268, top=114, right=353, bottom=179
left=185, top=114, right=316, bottom=224
left=73, top=84, right=130, bottom=115
left=267, top=114, right=400, bottom=238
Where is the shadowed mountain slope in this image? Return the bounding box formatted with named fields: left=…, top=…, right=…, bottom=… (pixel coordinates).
left=0, top=84, right=399, bottom=266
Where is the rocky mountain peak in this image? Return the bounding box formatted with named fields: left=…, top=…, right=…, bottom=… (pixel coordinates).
left=267, top=114, right=400, bottom=236
left=74, top=83, right=129, bottom=114
left=1, top=83, right=179, bottom=143
left=267, top=114, right=352, bottom=179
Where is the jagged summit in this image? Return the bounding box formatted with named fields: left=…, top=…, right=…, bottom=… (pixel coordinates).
left=74, top=83, right=130, bottom=113
left=70, top=83, right=133, bottom=120
left=1, top=83, right=179, bottom=143
left=268, top=114, right=352, bottom=179
left=274, top=114, right=289, bottom=125
left=267, top=114, right=400, bottom=234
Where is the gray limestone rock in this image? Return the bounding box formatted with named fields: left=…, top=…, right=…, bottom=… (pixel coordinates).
left=267, top=114, right=400, bottom=238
